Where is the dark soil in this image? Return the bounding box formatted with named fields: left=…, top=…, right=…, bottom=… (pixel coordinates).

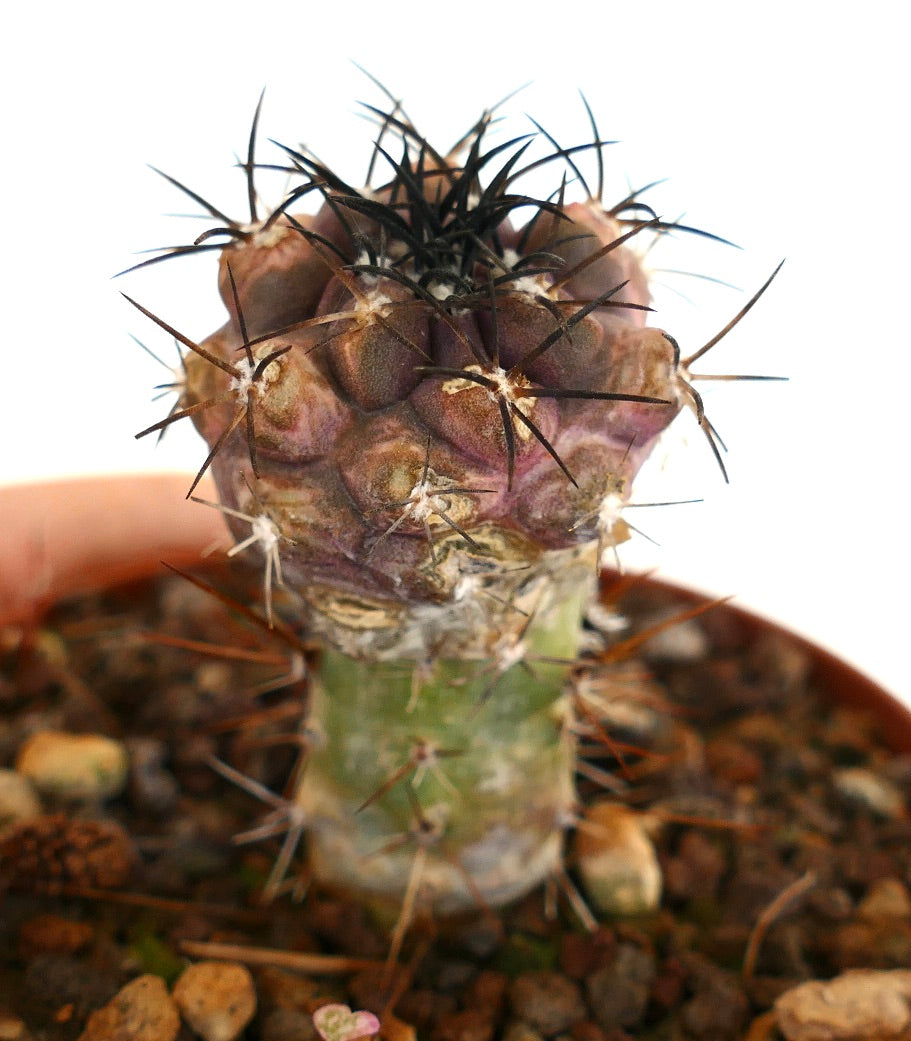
left=1, top=564, right=909, bottom=1041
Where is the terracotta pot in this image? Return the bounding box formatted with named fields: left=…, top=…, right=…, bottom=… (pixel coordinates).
left=0, top=473, right=228, bottom=627
left=3, top=473, right=910, bottom=751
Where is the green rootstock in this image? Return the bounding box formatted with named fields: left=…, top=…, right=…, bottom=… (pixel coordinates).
left=296, top=555, right=595, bottom=916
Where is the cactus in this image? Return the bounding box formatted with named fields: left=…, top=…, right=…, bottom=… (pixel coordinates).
left=124, top=88, right=778, bottom=926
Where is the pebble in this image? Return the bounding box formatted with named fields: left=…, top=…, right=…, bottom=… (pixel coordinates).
left=259, top=1007, right=319, bottom=1041
left=501, top=1024, right=545, bottom=1041
left=857, top=877, right=911, bottom=920
left=681, top=982, right=750, bottom=1040
left=677, top=951, right=749, bottom=1041
left=432, top=1007, right=495, bottom=1041
left=0, top=769, right=41, bottom=828
left=832, top=767, right=905, bottom=819
left=806, top=886, right=854, bottom=922
left=77, top=974, right=180, bottom=1041
left=451, top=915, right=503, bottom=960
left=254, top=966, right=333, bottom=1013
left=573, top=667, right=663, bottom=742
left=746, top=632, right=812, bottom=697
left=650, top=955, right=687, bottom=1012
left=23, top=952, right=119, bottom=1022
left=572, top=802, right=662, bottom=915
left=559, top=927, right=616, bottom=980
left=640, top=614, right=709, bottom=663
left=508, top=971, right=587, bottom=1037
left=125, top=737, right=179, bottom=815
left=565, top=1024, right=615, bottom=1041
left=465, top=971, right=508, bottom=1019
left=825, top=917, right=911, bottom=972
left=596, top=696, right=661, bottom=741
left=172, top=960, right=257, bottom=1041
left=585, top=942, right=655, bottom=1031
left=17, top=913, right=93, bottom=956
left=394, top=990, right=457, bottom=1034
left=15, top=731, right=128, bottom=801
left=775, top=969, right=911, bottom=1041
left=662, top=829, right=727, bottom=902
left=434, top=958, right=476, bottom=993
left=0, top=1012, right=27, bottom=1041
left=308, top=898, right=387, bottom=959
left=704, top=735, right=764, bottom=785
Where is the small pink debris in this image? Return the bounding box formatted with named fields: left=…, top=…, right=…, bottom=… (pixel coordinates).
left=312, top=1003, right=381, bottom=1041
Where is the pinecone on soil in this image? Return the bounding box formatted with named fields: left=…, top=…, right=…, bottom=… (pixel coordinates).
left=0, top=814, right=135, bottom=895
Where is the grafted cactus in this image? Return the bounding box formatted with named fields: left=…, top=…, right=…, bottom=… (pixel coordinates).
left=126, top=90, right=777, bottom=921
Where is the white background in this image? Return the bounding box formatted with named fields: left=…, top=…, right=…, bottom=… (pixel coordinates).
left=3, top=2, right=907, bottom=701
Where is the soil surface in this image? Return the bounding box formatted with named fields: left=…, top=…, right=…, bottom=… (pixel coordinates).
left=1, top=564, right=910, bottom=1041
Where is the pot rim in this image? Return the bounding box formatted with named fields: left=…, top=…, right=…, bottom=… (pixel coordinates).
left=600, top=570, right=911, bottom=753
left=0, top=472, right=228, bottom=627
left=3, top=471, right=910, bottom=751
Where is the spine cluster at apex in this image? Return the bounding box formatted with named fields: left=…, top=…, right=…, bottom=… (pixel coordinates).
left=126, top=92, right=777, bottom=636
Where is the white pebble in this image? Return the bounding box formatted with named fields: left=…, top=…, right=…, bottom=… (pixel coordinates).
left=641, top=615, right=709, bottom=663
left=16, top=730, right=128, bottom=801
left=573, top=801, right=662, bottom=915
left=833, top=767, right=905, bottom=819
left=775, top=969, right=911, bottom=1041
left=0, top=768, right=42, bottom=828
